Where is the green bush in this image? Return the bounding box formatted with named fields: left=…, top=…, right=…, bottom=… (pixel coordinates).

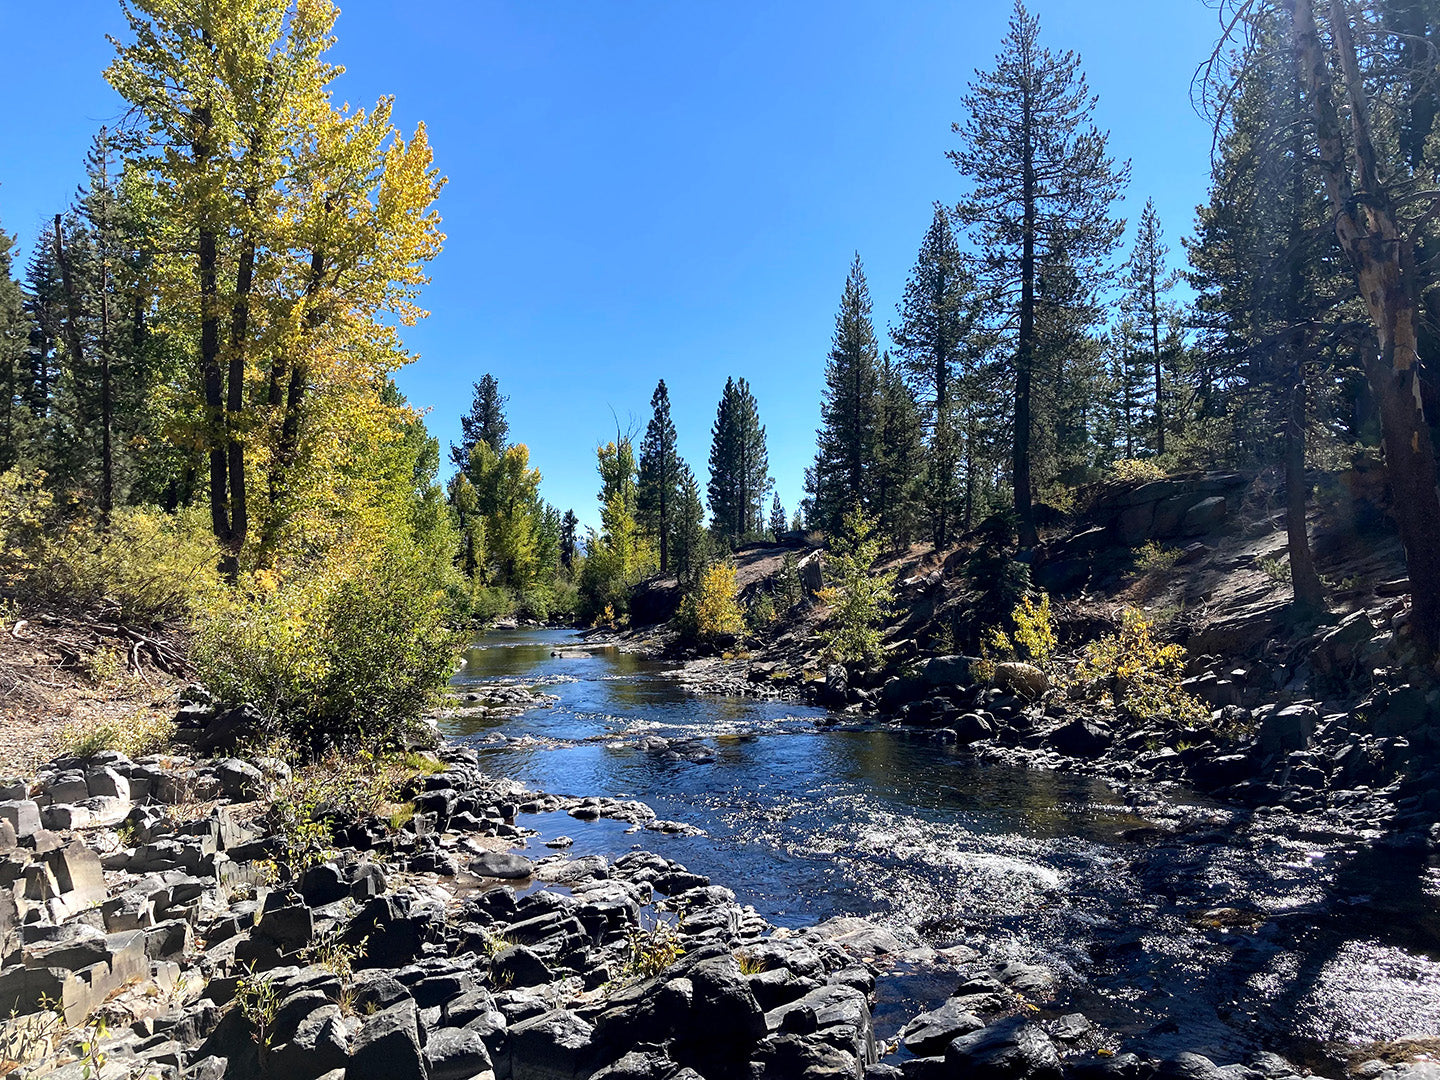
left=193, top=543, right=464, bottom=751
left=0, top=469, right=223, bottom=623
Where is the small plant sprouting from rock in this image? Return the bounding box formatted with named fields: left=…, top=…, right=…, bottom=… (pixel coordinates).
left=734, top=951, right=768, bottom=976
left=304, top=930, right=368, bottom=1016
left=1258, top=554, right=1289, bottom=585
left=235, top=966, right=281, bottom=1060
left=619, top=920, right=685, bottom=981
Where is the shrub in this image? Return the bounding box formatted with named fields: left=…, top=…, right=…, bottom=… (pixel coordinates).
left=1134, top=541, right=1181, bottom=576
left=57, top=710, right=176, bottom=759
left=820, top=508, right=895, bottom=664
left=983, top=592, right=1058, bottom=668
left=746, top=593, right=776, bottom=632
left=963, top=511, right=1030, bottom=643
left=0, top=470, right=223, bottom=624
left=1258, top=554, right=1289, bottom=584
left=193, top=542, right=463, bottom=751
left=1110, top=458, right=1167, bottom=484
left=774, top=552, right=803, bottom=610
left=677, top=562, right=744, bottom=645
left=1074, top=608, right=1207, bottom=726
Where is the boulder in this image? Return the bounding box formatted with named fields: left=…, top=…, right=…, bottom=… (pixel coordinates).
left=426, top=1026, right=495, bottom=1080
left=1182, top=497, right=1227, bottom=536
left=0, top=800, right=41, bottom=839
left=901, top=1000, right=985, bottom=1057
left=471, top=852, right=534, bottom=879
left=510, top=1008, right=596, bottom=1080
left=918, top=656, right=979, bottom=689
left=215, top=759, right=266, bottom=801
left=351, top=999, right=426, bottom=1080
left=1048, top=719, right=1113, bottom=759
left=1260, top=704, right=1316, bottom=755
left=992, top=663, right=1049, bottom=701
left=944, top=1017, right=1061, bottom=1080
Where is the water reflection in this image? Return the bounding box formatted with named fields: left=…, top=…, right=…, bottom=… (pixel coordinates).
left=442, top=627, right=1440, bottom=1064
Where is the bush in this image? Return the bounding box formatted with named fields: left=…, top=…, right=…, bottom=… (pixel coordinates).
left=57, top=709, right=177, bottom=758
left=820, top=508, right=894, bottom=664
left=0, top=470, right=223, bottom=624
left=1074, top=608, right=1207, bottom=726
left=983, top=592, right=1058, bottom=668
left=746, top=593, right=776, bottom=632
left=193, top=542, right=464, bottom=751
left=1110, top=458, right=1167, bottom=484
left=1134, top=541, right=1181, bottom=576
left=677, top=562, right=744, bottom=645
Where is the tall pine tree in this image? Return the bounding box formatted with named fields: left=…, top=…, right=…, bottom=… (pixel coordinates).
left=452, top=374, right=510, bottom=469
left=637, top=379, right=682, bottom=575
left=707, top=377, right=770, bottom=546
left=808, top=253, right=881, bottom=534
left=951, top=0, right=1128, bottom=546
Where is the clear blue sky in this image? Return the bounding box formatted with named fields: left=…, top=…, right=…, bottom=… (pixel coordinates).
left=0, top=1, right=1223, bottom=528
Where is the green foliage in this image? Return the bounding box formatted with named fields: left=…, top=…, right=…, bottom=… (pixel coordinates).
left=235, top=966, right=281, bottom=1054
left=677, top=562, right=744, bottom=645
left=57, top=710, right=176, bottom=759
left=819, top=508, right=895, bottom=664
left=962, top=511, right=1032, bottom=645
left=746, top=592, right=776, bottom=632
left=1074, top=608, right=1208, bottom=726
left=0, top=470, right=223, bottom=623
left=618, top=921, right=685, bottom=981
left=193, top=543, right=463, bottom=751
left=707, top=377, right=770, bottom=545
left=1258, top=554, right=1289, bottom=584
left=1134, top=541, right=1181, bottom=576
left=774, top=552, right=803, bottom=610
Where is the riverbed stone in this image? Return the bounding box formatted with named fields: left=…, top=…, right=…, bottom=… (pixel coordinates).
left=351, top=999, right=426, bottom=1080
left=471, top=851, right=533, bottom=879
left=993, top=663, right=1049, bottom=701
left=945, top=1017, right=1061, bottom=1080
left=0, top=799, right=41, bottom=839
left=901, top=1000, right=985, bottom=1057
left=1260, top=704, right=1316, bottom=754
left=510, top=1008, right=596, bottom=1080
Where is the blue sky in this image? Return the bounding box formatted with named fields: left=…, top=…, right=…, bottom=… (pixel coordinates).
left=0, top=1, right=1223, bottom=528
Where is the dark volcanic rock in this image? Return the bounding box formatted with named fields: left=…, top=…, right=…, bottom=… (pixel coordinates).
left=944, top=1017, right=1061, bottom=1080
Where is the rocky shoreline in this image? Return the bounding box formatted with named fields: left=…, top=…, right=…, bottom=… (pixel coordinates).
left=0, top=689, right=1433, bottom=1080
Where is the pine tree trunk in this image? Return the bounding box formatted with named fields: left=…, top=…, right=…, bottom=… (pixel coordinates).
left=1290, top=0, right=1440, bottom=656
left=1151, top=282, right=1164, bottom=455
left=1015, top=94, right=1038, bottom=549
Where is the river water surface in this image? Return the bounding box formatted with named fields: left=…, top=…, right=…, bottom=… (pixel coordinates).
left=442, top=628, right=1440, bottom=1068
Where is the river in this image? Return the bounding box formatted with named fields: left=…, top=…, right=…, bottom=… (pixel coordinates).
left=442, top=627, right=1440, bottom=1069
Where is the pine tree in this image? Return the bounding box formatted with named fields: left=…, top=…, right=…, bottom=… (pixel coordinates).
left=452, top=374, right=510, bottom=469
left=0, top=216, right=30, bottom=473
left=808, top=254, right=881, bottom=534
left=892, top=206, right=980, bottom=546
left=559, top=509, right=579, bottom=571
left=1120, top=198, right=1183, bottom=456
left=951, top=0, right=1128, bottom=546
left=637, top=379, right=681, bottom=574
left=707, top=377, right=770, bottom=546
left=874, top=352, right=925, bottom=546
left=768, top=493, right=786, bottom=540
left=673, top=463, right=709, bottom=587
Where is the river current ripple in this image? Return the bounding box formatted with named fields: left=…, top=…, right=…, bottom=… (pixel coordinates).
left=442, top=628, right=1440, bottom=1067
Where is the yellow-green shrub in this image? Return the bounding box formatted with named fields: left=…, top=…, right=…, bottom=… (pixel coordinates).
left=193, top=542, right=464, bottom=751
left=677, top=562, right=744, bottom=644
left=0, top=470, right=223, bottom=623
left=983, top=592, right=1058, bottom=667
left=1110, top=459, right=1167, bottom=484
left=1074, top=608, right=1207, bottom=725
left=820, top=508, right=895, bottom=664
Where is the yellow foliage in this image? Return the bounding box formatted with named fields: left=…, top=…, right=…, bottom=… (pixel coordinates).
left=1110, top=459, right=1167, bottom=484
left=983, top=592, right=1058, bottom=667
left=1074, top=608, right=1207, bottom=725
left=679, top=563, right=744, bottom=643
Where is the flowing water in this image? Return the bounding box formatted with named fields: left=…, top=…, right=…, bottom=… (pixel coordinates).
left=443, top=627, right=1440, bottom=1067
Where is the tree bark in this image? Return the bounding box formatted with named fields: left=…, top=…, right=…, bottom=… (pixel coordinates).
left=1287, top=0, right=1440, bottom=656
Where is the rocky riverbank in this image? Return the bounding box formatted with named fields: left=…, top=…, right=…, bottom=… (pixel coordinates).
left=0, top=686, right=1433, bottom=1080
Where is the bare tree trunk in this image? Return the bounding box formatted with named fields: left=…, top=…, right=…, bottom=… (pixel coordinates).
left=1285, top=352, right=1326, bottom=610
left=1288, top=0, right=1440, bottom=656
